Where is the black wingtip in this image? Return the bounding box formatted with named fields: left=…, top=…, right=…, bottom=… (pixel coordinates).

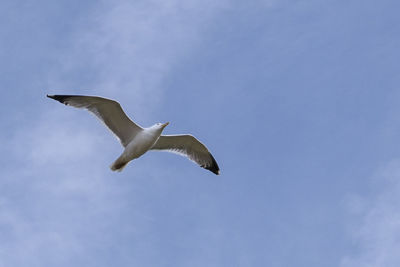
left=46, top=94, right=70, bottom=104
left=205, top=154, right=220, bottom=175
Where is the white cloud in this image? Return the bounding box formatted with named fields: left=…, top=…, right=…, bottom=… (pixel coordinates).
left=341, top=159, right=400, bottom=267
left=47, top=0, right=229, bottom=121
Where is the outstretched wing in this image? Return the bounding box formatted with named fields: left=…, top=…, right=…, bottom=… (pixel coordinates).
left=47, top=94, right=142, bottom=147
left=151, top=134, right=220, bottom=175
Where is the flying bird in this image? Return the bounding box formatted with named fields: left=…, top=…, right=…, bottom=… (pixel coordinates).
left=46, top=95, right=220, bottom=175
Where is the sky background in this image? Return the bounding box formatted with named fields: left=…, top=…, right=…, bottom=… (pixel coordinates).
left=1, top=0, right=400, bottom=266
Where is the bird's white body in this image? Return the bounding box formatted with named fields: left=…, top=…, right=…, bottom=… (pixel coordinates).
left=111, top=124, right=166, bottom=171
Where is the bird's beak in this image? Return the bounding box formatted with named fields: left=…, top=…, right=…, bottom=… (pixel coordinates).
left=162, top=122, right=169, bottom=128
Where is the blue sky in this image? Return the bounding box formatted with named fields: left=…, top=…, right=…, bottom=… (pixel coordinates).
left=1, top=0, right=400, bottom=266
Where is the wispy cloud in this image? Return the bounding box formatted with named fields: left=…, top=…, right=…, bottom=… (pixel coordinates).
left=341, top=159, right=400, bottom=267
left=47, top=0, right=229, bottom=120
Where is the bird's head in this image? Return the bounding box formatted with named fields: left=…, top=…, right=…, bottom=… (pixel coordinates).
left=154, top=122, right=169, bottom=130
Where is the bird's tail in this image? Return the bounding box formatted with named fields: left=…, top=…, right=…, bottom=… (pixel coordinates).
left=110, top=156, right=129, bottom=172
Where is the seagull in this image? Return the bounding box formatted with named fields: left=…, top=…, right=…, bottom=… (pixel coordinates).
left=46, top=95, right=220, bottom=175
